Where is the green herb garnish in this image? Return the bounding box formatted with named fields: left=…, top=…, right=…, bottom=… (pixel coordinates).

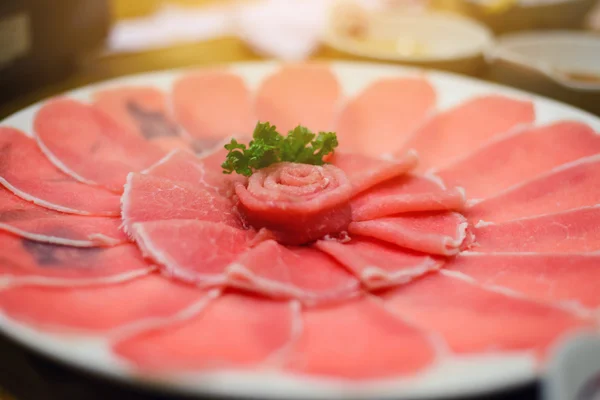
left=221, top=122, right=339, bottom=176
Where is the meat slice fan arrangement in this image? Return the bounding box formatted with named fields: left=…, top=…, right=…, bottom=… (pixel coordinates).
left=1, top=63, right=600, bottom=389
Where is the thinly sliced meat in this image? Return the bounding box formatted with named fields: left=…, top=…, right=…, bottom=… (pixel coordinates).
left=0, top=127, right=120, bottom=216
left=315, top=236, right=442, bottom=290
left=467, top=155, right=600, bottom=223
left=448, top=252, right=600, bottom=310
left=121, top=173, right=242, bottom=235
left=228, top=240, right=359, bottom=303
left=336, top=77, right=436, bottom=157
left=383, top=271, right=590, bottom=356
left=330, top=150, right=418, bottom=195
left=34, top=99, right=166, bottom=193
left=473, top=206, right=600, bottom=253
left=0, top=274, right=206, bottom=333
left=351, top=173, right=466, bottom=221
left=402, top=96, right=535, bottom=172
left=131, top=220, right=249, bottom=286
left=113, top=293, right=296, bottom=371
left=172, top=70, right=254, bottom=145
left=0, top=232, right=151, bottom=285
left=1, top=188, right=126, bottom=247
left=93, top=86, right=190, bottom=151
left=438, top=121, right=600, bottom=200
left=283, top=295, right=436, bottom=379
left=255, top=64, right=340, bottom=134
left=349, top=212, right=469, bottom=256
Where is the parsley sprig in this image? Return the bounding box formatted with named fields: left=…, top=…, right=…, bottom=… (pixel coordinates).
left=221, top=122, right=339, bottom=176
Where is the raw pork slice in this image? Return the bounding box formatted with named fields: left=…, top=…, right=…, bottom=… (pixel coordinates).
left=113, top=293, right=296, bottom=371
left=473, top=206, right=600, bottom=253
left=0, top=127, right=120, bottom=216
left=330, top=151, right=418, bottom=195
left=0, top=274, right=207, bottom=333
left=131, top=220, right=249, bottom=286
left=336, top=77, right=436, bottom=157
left=315, top=236, right=443, bottom=289
left=402, top=96, right=535, bottom=172
left=121, top=173, right=242, bottom=235
left=1, top=188, right=126, bottom=247
left=467, top=154, right=600, bottom=223
left=448, top=252, right=600, bottom=311
left=383, top=271, right=591, bottom=356
left=351, top=173, right=466, bottom=221
left=0, top=232, right=152, bottom=285
left=438, top=121, right=600, bottom=200
left=255, top=64, right=341, bottom=134
left=349, top=212, right=469, bottom=256
left=93, top=86, right=190, bottom=151
left=172, top=70, right=254, bottom=146
left=228, top=240, right=359, bottom=304
left=34, top=99, right=166, bottom=192
left=283, top=295, right=436, bottom=379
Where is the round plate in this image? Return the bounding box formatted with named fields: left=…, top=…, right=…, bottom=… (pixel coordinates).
left=1, top=61, right=599, bottom=400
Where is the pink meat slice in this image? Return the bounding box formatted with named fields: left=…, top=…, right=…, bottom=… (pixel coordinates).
left=228, top=240, right=359, bottom=303
left=113, top=293, right=296, bottom=371
left=438, top=121, right=600, bottom=200
left=330, top=150, right=418, bottom=195
left=131, top=220, right=249, bottom=286
left=0, top=232, right=152, bottom=285
left=336, top=77, right=436, bottom=157
left=351, top=173, right=466, bottom=221
left=448, top=252, right=600, bottom=310
left=383, top=271, right=590, bottom=356
left=402, top=96, right=535, bottom=173
left=0, top=188, right=127, bottom=247
left=172, top=70, right=254, bottom=144
left=467, top=154, right=600, bottom=223
left=33, top=98, right=166, bottom=193
left=0, top=127, right=120, bottom=216
left=93, top=86, right=191, bottom=152
left=255, top=64, right=341, bottom=134
left=473, top=206, right=600, bottom=253
left=349, top=211, right=469, bottom=256
left=0, top=274, right=206, bottom=333
left=283, top=295, right=436, bottom=380
left=121, top=173, right=242, bottom=235
left=315, top=235, right=443, bottom=290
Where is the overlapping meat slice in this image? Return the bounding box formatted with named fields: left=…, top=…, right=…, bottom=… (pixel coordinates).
left=473, top=206, right=600, bottom=253
left=0, top=127, right=120, bottom=216
left=448, top=253, right=600, bottom=311
left=330, top=151, right=418, bottom=195
left=0, top=274, right=206, bottom=333
left=336, top=77, right=436, bottom=157
left=382, top=272, right=591, bottom=356
left=283, top=295, right=436, bottom=379
left=130, top=220, right=248, bottom=286
left=229, top=240, right=359, bottom=303
left=351, top=173, right=466, bottom=221
left=33, top=99, right=166, bottom=192
left=315, top=236, right=442, bottom=290
left=1, top=188, right=126, bottom=247
left=438, top=121, right=600, bottom=200
left=0, top=232, right=152, bottom=285
left=255, top=64, right=341, bottom=133
left=467, top=155, right=600, bottom=223
left=348, top=211, right=469, bottom=256
left=113, top=293, right=296, bottom=371
left=402, top=96, right=535, bottom=172
left=93, top=86, right=190, bottom=151
left=121, top=173, right=242, bottom=235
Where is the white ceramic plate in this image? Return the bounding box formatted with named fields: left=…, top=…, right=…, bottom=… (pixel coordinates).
left=1, top=61, right=600, bottom=400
